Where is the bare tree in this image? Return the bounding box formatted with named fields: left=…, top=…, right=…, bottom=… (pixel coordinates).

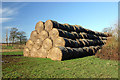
left=102, top=27, right=112, bottom=33
left=6, top=28, right=8, bottom=46
left=102, top=23, right=119, bottom=40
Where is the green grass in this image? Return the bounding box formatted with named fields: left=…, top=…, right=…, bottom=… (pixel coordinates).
left=2, top=51, right=118, bottom=78
left=2, top=51, right=23, bottom=55
left=2, top=46, right=14, bottom=49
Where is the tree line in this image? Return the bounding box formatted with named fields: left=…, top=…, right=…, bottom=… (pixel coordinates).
left=6, top=27, right=27, bottom=46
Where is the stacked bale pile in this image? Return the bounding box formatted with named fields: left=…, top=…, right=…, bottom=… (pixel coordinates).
left=24, top=20, right=110, bottom=61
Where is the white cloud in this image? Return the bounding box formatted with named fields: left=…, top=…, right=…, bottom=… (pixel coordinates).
left=0, top=3, right=27, bottom=24
left=0, top=7, right=18, bottom=18
left=0, top=7, right=15, bottom=23
left=4, top=26, right=12, bottom=29
left=0, top=18, right=12, bottom=23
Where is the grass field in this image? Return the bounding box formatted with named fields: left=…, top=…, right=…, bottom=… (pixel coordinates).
left=2, top=51, right=23, bottom=55
left=2, top=51, right=118, bottom=78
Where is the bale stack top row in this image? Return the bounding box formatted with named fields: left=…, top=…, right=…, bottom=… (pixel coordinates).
left=24, top=20, right=111, bottom=61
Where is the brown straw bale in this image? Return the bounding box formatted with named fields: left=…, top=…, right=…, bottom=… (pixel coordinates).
left=34, top=38, right=43, bottom=50
left=30, top=30, right=38, bottom=42
left=35, top=21, right=44, bottom=33
left=42, top=38, right=53, bottom=51
left=37, top=30, right=49, bottom=41
left=48, top=46, right=68, bottom=61
left=45, top=20, right=59, bottom=32
left=26, top=39, right=34, bottom=50
left=23, top=47, right=30, bottom=57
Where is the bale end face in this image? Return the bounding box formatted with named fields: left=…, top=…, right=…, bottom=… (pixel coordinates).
left=30, top=30, right=38, bottom=42
left=38, top=47, right=48, bottom=58
left=45, top=20, right=53, bottom=32
left=23, top=47, right=30, bottom=57
left=26, top=39, right=34, bottom=50
left=42, top=38, right=53, bottom=51
left=49, top=28, right=59, bottom=40
left=37, top=30, right=49, bottom=41
left=35, top=21, right=44, bottom=33
left=48, top=47, right=68, bottom=61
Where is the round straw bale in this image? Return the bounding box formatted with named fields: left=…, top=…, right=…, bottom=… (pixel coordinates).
left=82, top=39, right=89, bottom=46
left=47, top=49, right=52, bottom=59
left=75, top=25, right=81, bottom=32
left=45, top=20, right=59, bottom=32
left=38, top=47, right=48, bottom=58
left=30, top=47, right=38, bottom=57
left=72, top=48, right=80, bottom=58
left=23, top=47, right=30, bottom=57
left=82, top=33, right=88, bottom=38
left=83, top=47, right=93, bottom=56
left=59, top=23, right=69, bottom=31
left=65, top=39, right=79, bottom=48
left=37, top=30, right=49, bottom=41
left=42, top=38, right=53, bottom=50
left=37, top=48, right=43, bottom=58
left=76, top=25, right=86, bottom=32
left=87, top=40, right=94, bottom=46
left=73, top=25, right=79, bottom=32
left=79, top=39, right=86, bottom=46
left=35, top=21, right=44, bottom=33
left=26, top=39, right=34, bottom=50
left=64, top=31, right=75, bottom=39
left=74, top=41, right=79, bottom=48
left=30, top=30, right=38, bottom=42
left=86, top=29, right=95, bottom=34
left=54, top=37, right=70, bottom=47
left=71, top=32, right=79, bottom=39
left=77, top=48, right=84, bottom=57
left=79, top=33, right=84, bottom=39
left=76, top=39, right=84, bottom=47
left=101, top=37, right=107, bottom=40
left=102, top=40, right=106, bottom=44
left=49, top=29, right=75, bottom=40
left=63, top=23, right=73, bottom=32
left=89, top=46, right=96, bottom=54
left=71, top=25, right=77, bottom=32
left=34, top=38, right=43, bottom=50
left=66, top=47, right=74, bottom=59
left=77, top=34, right=83, bottom=39
left=49, top=28, right=65, bottom=40
left=49, top=46, right=68, bottom=61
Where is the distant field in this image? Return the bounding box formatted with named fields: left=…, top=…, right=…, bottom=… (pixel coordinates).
left=2, top=51, right=118, bottom=78
left=1, top=45, right=24, bottom=52
left=2, top=51, right=23, bottom=55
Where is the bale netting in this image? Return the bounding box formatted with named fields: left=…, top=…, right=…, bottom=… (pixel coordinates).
left=24, top=19, right=110, bottom=61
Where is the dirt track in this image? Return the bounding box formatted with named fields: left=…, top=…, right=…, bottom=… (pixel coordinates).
left=1, top=49, right=23, bottom=52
